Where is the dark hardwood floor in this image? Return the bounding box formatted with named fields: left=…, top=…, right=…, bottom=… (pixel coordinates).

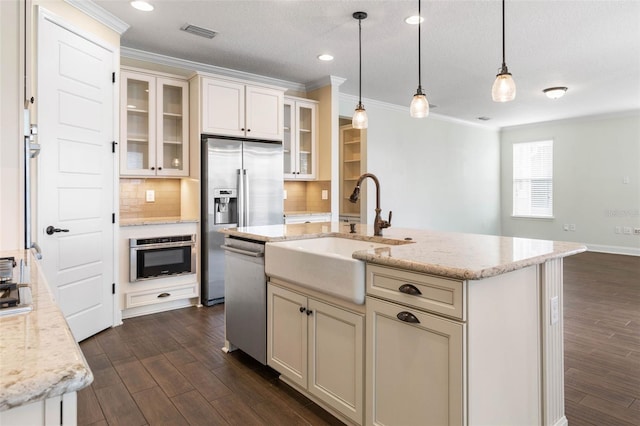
left=78, top=251, right=640, bottom=425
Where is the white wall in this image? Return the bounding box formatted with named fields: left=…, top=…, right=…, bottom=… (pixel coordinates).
left=500, top=112, right=640, bottom=255
left=340, top=96, right=502, bottom=235
left=0, top=0, right=23, bottom=251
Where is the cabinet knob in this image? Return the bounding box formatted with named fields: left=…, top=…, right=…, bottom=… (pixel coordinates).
left=247, top=128, right=251, bottom=132
left=299, top=306, right=306, bottom=313
left=241, top=128, right=245, bottom=131
left=396, top=311, right=420, bottom=324
left=150, top=167, right=155, bottom=170
left=158, top=167, right=162, bottom=170
left=306, top=309, right=313, bottom=316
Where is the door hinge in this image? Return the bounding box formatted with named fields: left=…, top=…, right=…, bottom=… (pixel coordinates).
left=112, top=141, right=118, bottom=153
left=112, top=283, right=115, bottom=295
left=112, top=213, right=115, bottom=224
left=112, top=72, right=116, bottom=83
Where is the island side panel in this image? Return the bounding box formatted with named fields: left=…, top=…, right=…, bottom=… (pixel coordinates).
left=540, top=258, right=567, bottom=426
left=467, top=265, right=542, bottom=425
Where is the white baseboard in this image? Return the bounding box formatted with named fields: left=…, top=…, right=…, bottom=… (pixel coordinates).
left=586, top=244, right=640, bottom=256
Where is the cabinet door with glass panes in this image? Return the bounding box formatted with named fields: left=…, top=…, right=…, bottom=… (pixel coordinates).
left=120, top=70, right=189, bottom=177
left=284, top=98, right=317, bottom=180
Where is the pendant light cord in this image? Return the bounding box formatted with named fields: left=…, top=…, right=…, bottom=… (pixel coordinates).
left=501, top=0, right=506, bottom=68
left=358, top=16, right=362, bottom=106
left=417, top=0, right=422, bottom=90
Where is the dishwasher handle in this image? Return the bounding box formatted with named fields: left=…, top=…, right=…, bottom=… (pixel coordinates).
left=221, top=245, right=264, bottom=258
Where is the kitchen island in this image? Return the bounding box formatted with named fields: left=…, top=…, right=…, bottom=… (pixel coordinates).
left=0, top=250, right=93, bottom=424
left=220, top=222, right=586, bottom=426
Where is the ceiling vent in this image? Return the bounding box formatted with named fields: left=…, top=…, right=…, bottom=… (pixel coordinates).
left=180, top=24, right=217, bottom=39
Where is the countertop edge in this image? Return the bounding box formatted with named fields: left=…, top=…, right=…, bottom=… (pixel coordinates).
left=0, top=251, right=94, bottom=412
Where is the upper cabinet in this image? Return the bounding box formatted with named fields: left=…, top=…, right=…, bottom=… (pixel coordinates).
left=201, top=77, right=284, bottom=141
left=284, top=97, right=318, bottom=180
left=120, top=69, right=189, bottom=177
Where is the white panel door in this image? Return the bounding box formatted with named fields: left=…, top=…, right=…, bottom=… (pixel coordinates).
left=37, top=10, right=116, bottom=342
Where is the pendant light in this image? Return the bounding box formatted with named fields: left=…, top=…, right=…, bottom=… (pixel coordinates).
left=410, top=0, right=429, bottom=118
left=352, top=12, right=368, bottom=129
left=492, top=0, right=516, bottom=102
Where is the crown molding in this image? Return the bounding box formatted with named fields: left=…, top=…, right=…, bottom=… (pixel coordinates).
left=121, top=47, right=307, bottom=92
left=305, top=75, right=346, bottom=92
left=64, top=0, right=129, bottom=35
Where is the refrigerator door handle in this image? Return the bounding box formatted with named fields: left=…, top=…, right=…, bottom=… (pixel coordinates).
left=237, top=169, right=245, bottom=227
left=243, top=169, right=250, bottom=226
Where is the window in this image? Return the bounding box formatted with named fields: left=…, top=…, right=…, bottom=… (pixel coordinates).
left=513, top=140, right=553, bottom=217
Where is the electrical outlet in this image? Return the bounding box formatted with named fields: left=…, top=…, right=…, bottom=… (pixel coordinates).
left=563, top=224, right=569, bottom=231
left=145, top=190, right=155, bottom=202
left=283, top=190, right=287, bottom=200
left=321, top=190, right=328, bottom=200
left=623, top=227, right=632, bottom=235
left=623, top=176, right=630, bottom=184
left=569, top=224, right=576, bottom=231
left=615, top=226, right=622, bottom=234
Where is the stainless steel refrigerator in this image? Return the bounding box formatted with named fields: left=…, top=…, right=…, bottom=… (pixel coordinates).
left=201, top=135, right=283, bottom=306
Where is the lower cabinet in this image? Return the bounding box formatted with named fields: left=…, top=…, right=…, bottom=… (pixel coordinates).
left=0, top=392, right=77, bottom=426
left=267, top=283, right=364, bottom=425
left=366, top=296, right=464, bottom=426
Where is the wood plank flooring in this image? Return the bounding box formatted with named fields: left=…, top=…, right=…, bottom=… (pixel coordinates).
left=77, top=251, right=640, bottom=425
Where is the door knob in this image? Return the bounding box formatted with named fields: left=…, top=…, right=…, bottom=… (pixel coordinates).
left=46, top=226, right=69, bottom=235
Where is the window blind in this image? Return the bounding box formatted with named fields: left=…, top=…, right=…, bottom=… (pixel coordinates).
left=513, top=140, right=553, bottom=217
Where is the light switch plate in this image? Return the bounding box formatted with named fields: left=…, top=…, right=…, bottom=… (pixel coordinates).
left=146, top=190, right=155, bottom=202
left=321, top=190, right=328, bottom=200
left=550, top=296, right=559, bottom=325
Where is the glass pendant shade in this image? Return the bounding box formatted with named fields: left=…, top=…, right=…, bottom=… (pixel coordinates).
left=410, top=92, right=429, bottom=118
left=352, top=104, right=368, bottom=129
left=491, top=71, right=516, bottom=102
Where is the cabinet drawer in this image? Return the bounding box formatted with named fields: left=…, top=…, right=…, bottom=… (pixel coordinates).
left=366, top=264, right=465, bottom=320
left=126, top=282, right=198, bottom=308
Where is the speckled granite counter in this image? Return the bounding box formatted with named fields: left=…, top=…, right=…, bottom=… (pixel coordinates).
left=120, top=217, right=199, bottom=226
left=0, top=250, right=93, bottom=411
left=219, top=222, right=586, bottom=280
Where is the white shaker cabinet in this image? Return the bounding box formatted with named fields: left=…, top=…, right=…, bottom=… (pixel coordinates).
left=284, top=97, right=318, bottom=180
left=267, top=282, right=364, bottom=425
left=120, top=69, right=189, bottom=177
left=201, top=77, right=284, bottom=140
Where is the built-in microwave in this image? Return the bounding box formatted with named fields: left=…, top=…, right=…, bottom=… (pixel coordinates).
left=129, top=235, right=196, bottom=282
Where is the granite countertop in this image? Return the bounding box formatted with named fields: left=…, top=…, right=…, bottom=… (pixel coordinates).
left=219, top=222, right=586, bottom=280
left=0, top=250, right=93, bottom=411
left=120, top=216, right=199, bottom=226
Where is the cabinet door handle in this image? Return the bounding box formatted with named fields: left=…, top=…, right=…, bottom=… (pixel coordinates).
left=398, top=284, right=422, bottom=296
left=396, top=311, right=420, bottom=324
left=158, top=292, right=171, bottom=298
left=299, top=306, right=306, bottom=313
left=306, top=309, right=313, bottom=316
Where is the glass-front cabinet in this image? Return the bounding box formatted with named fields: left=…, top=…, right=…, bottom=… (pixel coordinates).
left=284, top=97, right=317, bottom=180
left=120, top=69, right=189, bottom=177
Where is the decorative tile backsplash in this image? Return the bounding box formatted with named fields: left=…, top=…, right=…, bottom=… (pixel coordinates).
left=284, top=180, right=331, bottom=213
left=120, top=178, right=181, bottom=219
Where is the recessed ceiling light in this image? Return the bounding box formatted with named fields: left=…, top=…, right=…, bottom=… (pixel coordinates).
left=130, top=1, right=153, bottom=12
left=405, top=15, right=424, bottom=25
left=543, top=87, right=568, bottom=99
left=318, top=54, right=334, bottom=62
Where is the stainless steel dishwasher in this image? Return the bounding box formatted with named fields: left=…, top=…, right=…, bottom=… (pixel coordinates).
left=221, top=236, right=267, bottom=364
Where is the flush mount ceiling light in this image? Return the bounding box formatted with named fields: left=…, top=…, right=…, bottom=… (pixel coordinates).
left=352, top=11, right=368, bottom=129
left=180, top=23, right=217, bottom=39
left=409, top=0, right=429, bottom=118
left=543, top=86, right=568, bottom=99
left=130, top=1, right=153, bottom=12
left=318, top=54, right=334, bottom=62
left=491, top=0, right=516, bottom=102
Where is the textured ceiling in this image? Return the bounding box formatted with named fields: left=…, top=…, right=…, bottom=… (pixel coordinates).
left=93, top=0, right=640, bottom=128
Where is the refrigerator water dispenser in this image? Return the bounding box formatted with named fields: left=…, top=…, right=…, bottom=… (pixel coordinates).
left=213, top=188, right=237, bottom=225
